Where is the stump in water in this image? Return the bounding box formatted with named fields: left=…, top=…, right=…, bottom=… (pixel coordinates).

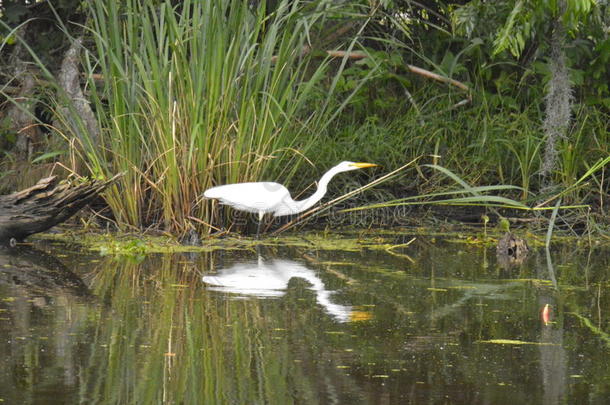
left=496, top=232, right=529, bottom=269
left=0, top=174, right=120, bottom=245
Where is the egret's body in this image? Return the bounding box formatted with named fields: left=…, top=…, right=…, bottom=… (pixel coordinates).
left=203, top=161, right=376, bottom=234
left=203, top=181, right=297, bottom=218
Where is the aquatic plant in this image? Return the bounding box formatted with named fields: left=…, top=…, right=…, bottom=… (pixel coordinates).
left=56, top=0, right=370, bottom=234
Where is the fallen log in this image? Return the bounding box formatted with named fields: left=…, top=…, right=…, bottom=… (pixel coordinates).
left=0, top=174, right=121, bottom=245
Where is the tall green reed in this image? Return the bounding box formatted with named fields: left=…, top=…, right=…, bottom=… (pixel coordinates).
left=69, top=0, right=366, bottom=233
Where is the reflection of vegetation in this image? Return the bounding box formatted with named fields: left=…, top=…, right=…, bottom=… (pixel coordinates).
left=1, top=240, right=609, bottom=403
left=568, top=312, right=610, bottom=349
left=81, top=254, right=360, bottom=403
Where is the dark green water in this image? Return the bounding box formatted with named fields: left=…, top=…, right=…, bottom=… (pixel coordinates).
left=0, top=234, right=609, bottom=404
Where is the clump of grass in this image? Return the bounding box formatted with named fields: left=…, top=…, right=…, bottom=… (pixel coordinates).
left=312, top=78, right=608, bottom=219
left=54, top=0, right=370, bottom=234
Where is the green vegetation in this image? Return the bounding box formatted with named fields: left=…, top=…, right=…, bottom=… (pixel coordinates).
left=35, top=224, right=606, bottom=258
left=0, top=0, right=608, bottom=237
left=64, top=0, right=369, bottom=232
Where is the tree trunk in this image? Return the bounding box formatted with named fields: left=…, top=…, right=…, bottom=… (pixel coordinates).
left=54, top=38, right=101, bottom=148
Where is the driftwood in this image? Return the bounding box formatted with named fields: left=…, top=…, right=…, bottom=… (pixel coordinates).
left=0, top=174, right=121, bottom=245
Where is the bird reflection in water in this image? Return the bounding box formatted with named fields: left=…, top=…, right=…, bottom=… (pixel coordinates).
left=202, top=257, right=357, bottom=323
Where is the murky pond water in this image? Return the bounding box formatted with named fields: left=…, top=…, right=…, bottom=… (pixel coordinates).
left=1, top=233, right=609, bottom=404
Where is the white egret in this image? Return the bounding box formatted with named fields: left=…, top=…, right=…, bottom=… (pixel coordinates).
left=203, top=161, right=377, bottom=235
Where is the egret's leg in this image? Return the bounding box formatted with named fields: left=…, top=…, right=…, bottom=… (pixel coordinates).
left=210, top=204, right=226, bottom=236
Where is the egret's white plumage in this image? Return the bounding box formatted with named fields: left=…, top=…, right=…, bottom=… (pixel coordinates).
left=203, top=161, right=377, bottom=221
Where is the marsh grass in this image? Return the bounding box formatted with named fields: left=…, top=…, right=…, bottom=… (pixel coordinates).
left=3, top=1, right=608, bottom=234
left=312, top=77, right=608, bottom=224
left=50, top=0, right=372, bottom=234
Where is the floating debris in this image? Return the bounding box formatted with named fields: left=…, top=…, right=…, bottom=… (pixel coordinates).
left=478, top=339, right=559, bottom=346
left=542, top=304, right=551, bottom=325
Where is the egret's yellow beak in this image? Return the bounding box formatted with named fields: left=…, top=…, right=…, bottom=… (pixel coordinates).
left=350, top=162, right=378, bottom=168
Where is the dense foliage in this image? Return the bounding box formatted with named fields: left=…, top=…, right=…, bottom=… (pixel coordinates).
left=0, top=0, right=608, bottom=235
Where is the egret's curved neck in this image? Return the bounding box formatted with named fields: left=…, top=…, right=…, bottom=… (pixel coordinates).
left=292, top=165, right=344, bottom=214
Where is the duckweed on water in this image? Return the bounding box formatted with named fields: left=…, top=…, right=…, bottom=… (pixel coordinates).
left=33, top=224, right=604, bottom=257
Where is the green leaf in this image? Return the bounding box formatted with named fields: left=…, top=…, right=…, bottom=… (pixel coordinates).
left=493, top=0, right=524, bottom=56
left=31, top=151, right=65, bottom=164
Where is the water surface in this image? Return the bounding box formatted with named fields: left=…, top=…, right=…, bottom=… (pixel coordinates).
left=0, top=234, right=609, bottom=404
